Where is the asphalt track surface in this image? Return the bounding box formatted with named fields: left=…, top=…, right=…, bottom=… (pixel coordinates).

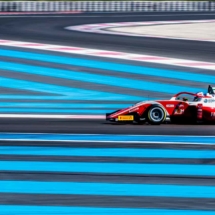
left=0, top=12, right=215, bottom=213
left=0, top=118, right=215, bottom=135
left=0, top=12, right=215, bottom=135
left=0, top=12, right=215, bottom=62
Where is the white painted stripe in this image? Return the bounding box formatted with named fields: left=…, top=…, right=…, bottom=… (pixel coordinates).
left=0, top=139, right=213, bottom=145
left=66, top=19, right=215, bottom=43
left=0, top=39, right=215, bottom=70
left=0, top=114, right=105, bottom=119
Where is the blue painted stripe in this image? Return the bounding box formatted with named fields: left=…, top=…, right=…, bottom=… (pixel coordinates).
left=0, top=108, right=114, bottom=113
left=0, top=133, right=214, bottom=144
left=0, top=77, right=143, bottom=101
left=0, top=181, right=215, bottom=198
left=0, top=206, right=214, bottom=215
left=0, top=95, right=76, bottom=100
left=0, top=95, right=134, bottom=101
left=1, top=146, right=215, bottom=159
left=0, top=61, right=204, bottom=94
left=1, top=49, right=215, bottom=84
left=0, top=161, right=214, bottom=176
left=0, top=103, right=129, bottom=108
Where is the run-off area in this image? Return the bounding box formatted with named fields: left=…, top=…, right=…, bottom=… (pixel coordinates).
left=0, top=133, right=215, bottom=214
left=0, top=46, right=214, bottom=116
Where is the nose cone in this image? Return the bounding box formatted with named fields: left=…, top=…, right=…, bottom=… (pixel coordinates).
left=106, top=113, right=111, bottom=121
left=106, top=108, right=128, bottom=121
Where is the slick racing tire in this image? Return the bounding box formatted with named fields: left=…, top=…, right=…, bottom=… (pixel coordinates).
left=147, top=105, right=166, bottom=125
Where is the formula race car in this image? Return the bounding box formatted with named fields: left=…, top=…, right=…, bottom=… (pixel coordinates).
left=106, top=85, right=215, bottom=125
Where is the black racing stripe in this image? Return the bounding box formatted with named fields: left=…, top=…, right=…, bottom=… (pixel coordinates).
left=0, top=138, right=215, bottom=150
left=0, top=155, right=214, bottom=165
left=0, top=87, right=48, bottom=95
left=0, top=171, right=214, bottom=180
left=0, top=194, right=215, bottom=210
left=0, top=140, right=212, bottom=150
left=1, top=172, right=215, bottom=185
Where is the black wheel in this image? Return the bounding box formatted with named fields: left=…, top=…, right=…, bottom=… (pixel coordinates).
left=147, top=106, right=166, bottom=125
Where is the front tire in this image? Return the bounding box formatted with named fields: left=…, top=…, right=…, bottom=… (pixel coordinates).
left=147, top=106, right=166, bottom=125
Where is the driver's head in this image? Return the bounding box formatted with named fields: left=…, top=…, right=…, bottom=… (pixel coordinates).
left=193, top=96, right=198, bottom=101
left=196, top=92, right=204, bottom=96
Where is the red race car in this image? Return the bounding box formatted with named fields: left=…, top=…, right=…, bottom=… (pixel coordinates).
left=106, top=85, right=215, bottom=125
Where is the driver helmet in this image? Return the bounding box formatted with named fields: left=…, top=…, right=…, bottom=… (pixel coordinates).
left=193, top=92, right=204, bottom=101
left=196, top=92, right=204, bottom=96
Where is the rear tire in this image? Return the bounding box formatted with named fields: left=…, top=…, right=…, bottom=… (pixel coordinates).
left=147, top=106, right=166, bottom=125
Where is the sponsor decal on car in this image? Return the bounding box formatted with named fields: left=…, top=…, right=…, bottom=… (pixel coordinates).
left=174, top=108, right=184, bottom=115
left=166, top=104, right=175, bottom=108
left=118, top=115, right=134, bottom=121
left=211, top=112, right=215, bottom=117
left=207, top=99, right=215, bottom=103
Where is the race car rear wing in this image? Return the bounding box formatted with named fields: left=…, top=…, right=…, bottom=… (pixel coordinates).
left=208, top=85, right=215, bottom=95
